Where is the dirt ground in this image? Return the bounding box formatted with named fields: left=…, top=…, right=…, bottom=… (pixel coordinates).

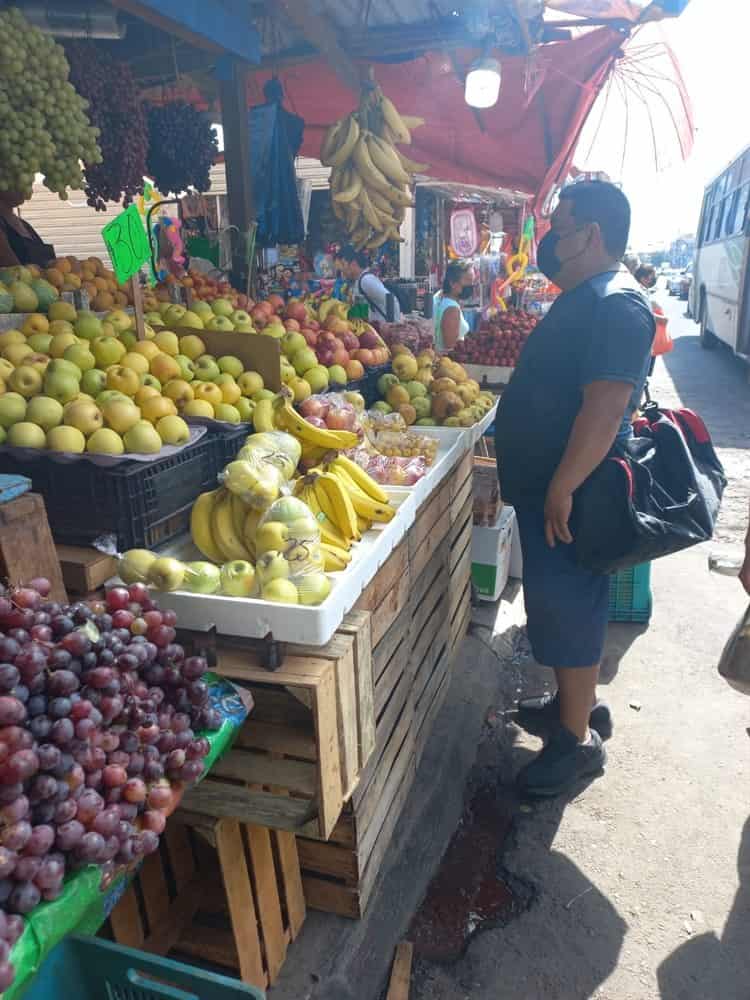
left=410, top=292, right=750, bottom=1000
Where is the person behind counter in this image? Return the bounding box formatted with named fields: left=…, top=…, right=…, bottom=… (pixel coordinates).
left=0, top=190, right=55, bottom=268
left=341, top=245, right=401, bottom=321
left=434, top=261, right=474, bottom=352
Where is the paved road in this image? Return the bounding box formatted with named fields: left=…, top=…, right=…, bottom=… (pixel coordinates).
left=649, top=289, right=750, bottom=550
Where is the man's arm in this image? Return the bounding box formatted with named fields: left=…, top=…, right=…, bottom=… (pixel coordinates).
left=740, top=501, right=750, bottom=595
left=544, top=380, right=632, bottom=547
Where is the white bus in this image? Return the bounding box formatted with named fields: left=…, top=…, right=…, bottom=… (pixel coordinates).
left=691, top=146, right=750, bottom=357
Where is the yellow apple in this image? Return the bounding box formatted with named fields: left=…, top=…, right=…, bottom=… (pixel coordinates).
left=8, top=365, right=42, bottom=399
left=150, top=353, right=181, bottom=384
left=215, top=374, right=241, bottom=404
left=0, top=359, right=14, bottom=381
left=156, top=414, right=190, bottom=445
left=235, top=397, right=254, bottom=422
left=140, top=395, right=177, bottom=424
left=7, top=422, right=46, bottom=449
left=47, top=425, right=85, bottom=453
left=25, top=396, right=63, bottom=431
left=26, top=333, right=52, bottom=355
left=193, top=382, right=223, bottom=407
left=134, top=385, right=160, bottom=407
left=213, top=403, right=241, bottom=424
left=48, top=301, right=77, bottom=323
left=102, top=399, right=141, bottom=434
left=132, top=341, right=161, bottom=362
left=123, top=420, right=162, bottom=454
left=106, top=366, right=141, bottom=397
left=178, top=334, right=206, bottom=360
left=0, top=393, right=27, bottom=428
left=91, top=336, right=126, bottom=368
left=121, top=352, right=149, bottom=376
left=48, top=333, right=78, bottom=359
left=21, top=314, right=49, bottom=336
left=217, top=355, right=244, bottom=378
left=154, top=331, right=179, bottom=356
left=86, top=428, right=125, bottom=455
left=104, top=309, right=132, bottom=334
left=63, top=400, right=103, bottom=436
left=182, top=399, right=214, bottom=418
left=3, top=343, right=33, bottom=366
left=63, top=344, right=96, bottom=373
left=163, top=379, right=194, bottom=408
left=0, top=330, right=25, bottom=350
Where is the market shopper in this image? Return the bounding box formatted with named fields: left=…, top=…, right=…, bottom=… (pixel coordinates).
left=494, top=181, right=655, bottom=797
left=434, top=261, right=473, bottom=351
left=0, top=190, right=55, bottom=267
left=341, top=245, right=402, bottom=322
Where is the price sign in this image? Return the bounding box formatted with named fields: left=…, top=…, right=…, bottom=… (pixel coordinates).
left=101, top=204, right=151, bottom=285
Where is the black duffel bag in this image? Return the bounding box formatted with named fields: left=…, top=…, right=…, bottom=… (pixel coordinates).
left=572, top=404, right=727, bottom=574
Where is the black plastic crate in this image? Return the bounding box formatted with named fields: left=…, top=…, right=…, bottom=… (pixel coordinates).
left=0, top=437, right=220, bottom=551
left=211, top=424, right=250, bottom=474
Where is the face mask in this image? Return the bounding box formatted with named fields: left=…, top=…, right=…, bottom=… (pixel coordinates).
left=459, top=285, right=473, bottom=300
left=537, top=226, right=589, bottom=281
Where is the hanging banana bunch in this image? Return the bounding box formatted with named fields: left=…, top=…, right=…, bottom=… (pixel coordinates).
left=320, top=82, right=429, bottom=251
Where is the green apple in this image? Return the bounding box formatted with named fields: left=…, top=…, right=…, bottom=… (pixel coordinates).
left=192, top=301, right=213, bottom=321
left=178, top=310, right=204, bottom=330
left=377, top=373, right=399, bottom=396
left=211, top=298, right=234, bottom=318
left=123, top=420, right=162, bottom=454
left=144, top=311, right=165, bottom=328
left=231, top=309, right=252, bottom=327
left=263, top=320, right=285, bottom=340
left=63, top=344, right=96, bottom=373
left=26, top=333, right=52, bottom=355
left=238, top=371, right=264, bottom=397
left=44, top=370, right=81, bottom=405
left=46, top=425, right=85, bottom=453
left=252, top=388, right=276, bottom=402
left=87, top=428, right=124, bottom=455
left=7, top=422, right=46, bottom=449
left=164, top=304, right=186, bottom=327
left=47, top=358, right=82, bottom=380
left=74, top=312, right=103, bottom=340
left=194, top=357, right=220, bottom=382
left=104, top=309, right=132, bottom=334
left=256, top=550, right=290, bottom=588
left=96, top=390, right=130, bottom=407
left=141, top=373, right=162, bottom=391
left=262, top=578, right=299, bottom=604
left=184, top=561, right=221, bottom=594
left=292, top=348, right=317, bottom=376
left=298, top=572, right=332, bottom=606
left=91, top=336, right=126, bottom=368
left=155, top=414, right=190, bottom=445
left=0, top=393, right=27, bottom=428
left=213, top=403, right=241, bottom=424
left=327, top=365, right=347, bottom=386
left=220, top=560, right=256, bottom=597
left=281, top=331, right=306, bottom=358
left=64, top=400, right=103, bottom=436
left=9, top=365, right=42, bottom=399
left=217, top=355, right=243, bottom=378
left=25, top=395, right=63, bottom=431
left=80, top=369, right=107, bottom=397
left=174, top=354, right=196, bottom=380
left=235, top=398, right=254, bottom=422
left=118, top=549, right=157, bottom=584
left=305, top=365, right=329, bottom=393
left=102, top=399, right=141, bottom=434
left=234, top=320, right=256, bottom=333
left=372, top=400, right=392, bottom=414
left=205, top=315, right=234, bottom=332
left=148, top=556, right=185, bottom=592
left=119, top=331, right=137, bottom=351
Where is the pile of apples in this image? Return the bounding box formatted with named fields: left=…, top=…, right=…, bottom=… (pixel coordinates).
left=142, top=298, right=255, bottom=335
left=149, top=269, right=251, bottom=311
left=0, top=303, right=276, bottom=457
left=452, top=309, right=537, bottom=369
left=0, top=259, right=134, bottom=318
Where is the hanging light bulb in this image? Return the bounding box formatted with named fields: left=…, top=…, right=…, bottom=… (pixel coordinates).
left=465, top=56, right=502, bottom=109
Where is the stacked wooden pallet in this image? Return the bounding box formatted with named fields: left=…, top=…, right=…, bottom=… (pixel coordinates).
left=298, top=449, right=474, bottom=918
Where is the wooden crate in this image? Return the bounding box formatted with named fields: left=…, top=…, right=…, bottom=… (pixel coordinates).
left=298, top=446, right=474, bottom=918
left=56, top=544, right=117, bottom=595
left=0, top=493, right=66, bottom=601
left=107, top=817, right=305, bottom=991
left=179, top=611, right=375, bottom=840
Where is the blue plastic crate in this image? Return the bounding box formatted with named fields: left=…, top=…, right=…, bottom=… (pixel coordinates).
left=608, top=562, right=652, bottom=623
left=22, top=935, right=264, bottom=1000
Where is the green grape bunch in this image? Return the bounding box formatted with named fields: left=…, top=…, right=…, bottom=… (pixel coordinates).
left=0, top=7, right=102, bottom=199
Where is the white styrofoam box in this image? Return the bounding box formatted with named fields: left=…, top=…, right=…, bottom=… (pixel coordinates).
left=464, top=363, right=514, bottom=386
left=471, top=505, right=516, bottom=602
left=508, top=504, right=523, bottom=579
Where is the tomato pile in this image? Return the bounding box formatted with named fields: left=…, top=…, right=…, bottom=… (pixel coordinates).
left=452, top=310, right=537, bottom=368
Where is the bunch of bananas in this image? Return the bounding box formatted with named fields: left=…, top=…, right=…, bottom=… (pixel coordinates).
left=190, top=487, right=259, bottom=564
left=320, top=84, right=428, bottom=251
left=294, top=454, right=395, bottom=571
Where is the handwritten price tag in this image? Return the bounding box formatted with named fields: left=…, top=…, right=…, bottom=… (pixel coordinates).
left=101, top=204, right=151, bottom=285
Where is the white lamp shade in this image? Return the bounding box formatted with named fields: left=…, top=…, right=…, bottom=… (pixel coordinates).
left=464, top=57, right=502, bottom=109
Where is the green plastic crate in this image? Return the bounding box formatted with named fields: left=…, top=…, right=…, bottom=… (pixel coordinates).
left=608, top=562, right=652, bottom=623
left=22, top=936, right=264, bottom=1000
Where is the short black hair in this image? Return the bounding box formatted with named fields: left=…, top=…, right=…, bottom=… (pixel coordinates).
left=634, top=264, right=656, bottom=286
left=341, top=244, right=369, bottom=268
left=559, top=181, right=631, bottom=259
left=442, top=261, right=472, bottom=294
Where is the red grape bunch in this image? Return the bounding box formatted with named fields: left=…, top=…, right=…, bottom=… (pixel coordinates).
left=65, top=42, right=148, bottom=211
left=0, top=578, right=220, bottom=992
left=145, top=101, right=219, bottom=196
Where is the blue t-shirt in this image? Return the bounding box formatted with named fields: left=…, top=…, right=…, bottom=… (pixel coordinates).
left=495, top=268, right=655, bottom=506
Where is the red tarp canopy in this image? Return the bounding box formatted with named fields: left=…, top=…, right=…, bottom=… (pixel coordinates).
left=248, top=27, right=625, bottom=210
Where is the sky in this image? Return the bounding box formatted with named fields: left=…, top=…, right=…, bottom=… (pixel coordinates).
left=575, top=0, right=744, bottom=250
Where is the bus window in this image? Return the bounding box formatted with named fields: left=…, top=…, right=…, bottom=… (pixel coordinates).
left=741, top=151, right=750, bottom=184
left=702, top=205, right=715, bottom=244
left=713, top=198, right=727, bottom=240
left=725, top=190, right=740, bottom=235
left=741, top=184, right=750, bottom=233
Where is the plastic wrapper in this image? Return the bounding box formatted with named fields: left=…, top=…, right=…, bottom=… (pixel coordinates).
left=346, top=445, right=428, bottom=487
left=297, top=392, right=363, bottom=435
left=255, top=496, right=331, bottom=606
left=360, top=412, right=438, bottom=464
left=3, top=673, right=250, bottom=1000
left=380, top=317, right=434, bottom=354
left=718, top=604, right=750, bottom=695
left=220, top=429, right=301, bottom=510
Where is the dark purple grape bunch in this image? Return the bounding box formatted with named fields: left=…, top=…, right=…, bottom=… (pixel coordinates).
left=145, top=101, right=219, bottom=196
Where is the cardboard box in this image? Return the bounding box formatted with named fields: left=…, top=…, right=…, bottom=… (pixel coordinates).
left=174, top=327, right=282, bottom=390
left=471, top=505, right=516, bottom=602
left=472, top=456, right=501, bottom=526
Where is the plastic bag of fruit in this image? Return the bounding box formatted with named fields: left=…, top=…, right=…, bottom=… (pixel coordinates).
left=346, top=446, right=428, bottom=486
left=359, top=413, right=438, bottom=464
left=298, top=392, right=364, bottom=434
left=219, top=430, right=301, bottom=510
left=255, top=497, right=331, bottom=606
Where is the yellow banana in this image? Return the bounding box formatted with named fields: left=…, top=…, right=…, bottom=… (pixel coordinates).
left=243, top=507, right=261, bottom=560
left=296, top=480, right=353, bottom=549
left=252, top=397, right=275, bottom=433
left=356, top=187, right=383, bottom=229
left=274, top=395, right=358, bottom=450
left=368, top=187, right=400, bottom=217
left=327, top=115, right=360, bottom=168
left=190, top=489, right=223, bottom=563
left=330, top=454, right=389, bottom=504
left=379, top=121, right=407, bottom=147
left=396, top=149, right=429, bottom=174
left=211, top=490, right=253, bottom=562
left=388, top=186, right=415, bottom=208
left=315, top=471, right=360, bottom=541
left=320, top=118, right=347, bottom=165
left=401, top=115, right=425, bottom=131
left=352, top=135, right=393, bottom=195
left=230, top=492, right=249, bottom=540
left=356, top=513, right=371, bottom=535
left=366, top=133, right=411, bottom=186
left=366, top=230, right=391, bottom=249
left=329, top=465, right=395, bottom=523
left=379, top=94, right=411, bottom=144
left=321, top=542, right=352, bottom=572
left=332, top=168, right=363, bottom=204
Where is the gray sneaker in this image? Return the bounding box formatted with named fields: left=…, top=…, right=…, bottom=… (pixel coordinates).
left=516, top=726, right=607, bottom=798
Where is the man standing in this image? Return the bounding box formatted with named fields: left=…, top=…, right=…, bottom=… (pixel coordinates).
left=341, top=245, right=401, bottom=322
left=494, top=182, right=655, bottom=797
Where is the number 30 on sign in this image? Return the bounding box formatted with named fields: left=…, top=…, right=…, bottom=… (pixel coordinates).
left=101, top=204, right=151, bottom=285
